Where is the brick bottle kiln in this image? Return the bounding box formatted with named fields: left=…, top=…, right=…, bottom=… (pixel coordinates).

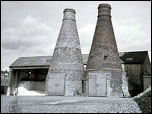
left=46, top=9, right=84, bottom=96
left=84, top=4, right=123, bottom=97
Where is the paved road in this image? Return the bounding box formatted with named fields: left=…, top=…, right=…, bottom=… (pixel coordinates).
left=1, top=96, right=141, bottom=113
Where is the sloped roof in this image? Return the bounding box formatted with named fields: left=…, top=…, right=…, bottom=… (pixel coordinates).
left=10, top=56, right=52, bottom=68
left=9, top=51, right=148, bottom=69
left=119, top=51, right=148, bottom=64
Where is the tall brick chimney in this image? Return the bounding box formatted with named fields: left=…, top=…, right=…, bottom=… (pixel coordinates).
left=46, top=9, right=84, bottom=96
left=85, top=4, right=123, bottom=97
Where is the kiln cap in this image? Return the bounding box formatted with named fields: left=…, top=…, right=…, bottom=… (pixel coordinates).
left=98, top=3, right=111, bottom=17
left=63, top=8, right=76, bottom=20
left=98, top=3, right=111, bottom=9
left=63, top=8, right=76, bottom=14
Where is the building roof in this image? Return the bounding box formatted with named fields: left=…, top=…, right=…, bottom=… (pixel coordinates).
left=9, top=51, right=149, bottom=69
left=10, top=56, right=52, bottom=68
left=119, top=51, right=148, bottom=64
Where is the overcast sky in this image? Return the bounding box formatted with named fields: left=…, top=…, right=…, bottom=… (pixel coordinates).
left=1, top=1, right=151, bottom=70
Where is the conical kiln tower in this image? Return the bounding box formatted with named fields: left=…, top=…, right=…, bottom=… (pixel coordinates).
left=46, top=9, right=84, bottom=96
left=85, top=4, right=123, bottom=97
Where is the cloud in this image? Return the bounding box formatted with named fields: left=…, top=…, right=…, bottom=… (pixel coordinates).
left=2, top=15, right=57, bottom=52
left=78, top=24, right=95, bottom=54
left=1, top=15, right=58, bottom=69
left=114, top=18, right=151, bottom=50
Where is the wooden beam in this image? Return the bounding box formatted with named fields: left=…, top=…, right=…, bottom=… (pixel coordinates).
left=28, top=70, right=30, bottom=80
left=17, top=71, right=20, bottom=95
left=10, top=66, right=50, bottom=70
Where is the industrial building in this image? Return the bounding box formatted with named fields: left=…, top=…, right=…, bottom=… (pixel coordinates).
left=8, top=51, right=151, bottom=97
left=1, top=4, right=151, bottom=97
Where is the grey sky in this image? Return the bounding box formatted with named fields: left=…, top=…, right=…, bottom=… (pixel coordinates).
left=1, top=1, right=151, bottom=70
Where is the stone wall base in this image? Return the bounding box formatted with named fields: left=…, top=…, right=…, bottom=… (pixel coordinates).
left=84, top=71, right=125, bottom=98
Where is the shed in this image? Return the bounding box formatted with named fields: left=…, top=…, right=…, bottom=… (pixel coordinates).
left=119, top=51, right=151, bottom=96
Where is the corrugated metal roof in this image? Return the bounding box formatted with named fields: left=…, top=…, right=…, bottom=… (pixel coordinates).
left=9, top=51, right=148, bottom=68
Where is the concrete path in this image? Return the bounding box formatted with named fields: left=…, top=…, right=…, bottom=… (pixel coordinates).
left=1, top=96, right=141, bottom=113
